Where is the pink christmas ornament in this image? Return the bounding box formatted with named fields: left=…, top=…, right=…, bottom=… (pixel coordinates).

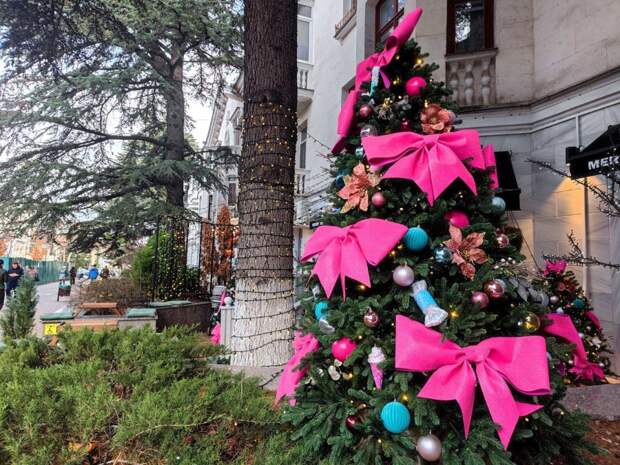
left=405, top=76, right=427, bottom=97
left=332, top=337, right=357, bottom=362
left=359, top=104, right=373, bottom=118
left=371, top=191, right=386, bottom=207
left=444, top=210, right=470, bottom=228
left=471, top=291, right=490, bottom=308
left=368, top=346, right=386, bottom=390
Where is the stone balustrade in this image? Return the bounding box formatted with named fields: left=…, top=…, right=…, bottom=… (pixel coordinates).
left=446, top=49, right=497, bottom=108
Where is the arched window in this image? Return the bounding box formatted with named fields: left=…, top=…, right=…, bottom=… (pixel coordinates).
left=447, top=0, right=494, bottom=54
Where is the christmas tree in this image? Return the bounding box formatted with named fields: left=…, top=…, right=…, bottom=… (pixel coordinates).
left=0, top=277, right=38, bottom=341
left=277, top=9, right=598, bottom=465
left=534, top=259, right=613, bottom=384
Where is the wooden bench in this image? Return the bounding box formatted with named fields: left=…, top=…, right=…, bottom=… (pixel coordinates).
left=65, top=317, right=120, bottom=332
left=78, top=302, right=122, bottom=317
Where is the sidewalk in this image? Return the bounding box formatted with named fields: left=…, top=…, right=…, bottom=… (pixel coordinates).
left=33, top=282, right=74, bottom=337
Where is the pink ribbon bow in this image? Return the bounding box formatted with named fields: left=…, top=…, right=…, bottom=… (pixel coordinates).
left=301, top=218, right=407, bottom=298
left=543, top=259, right=567, bottom=276
left=543, top=313, right=605, bottom=382
left=395, top=315, right=550, bottom=448
left=362, top=130, right=484, bottom=205
left=276, top=332, right=319, bottom=405
left=482, top=144, right=499, bottom=189
left=332, top=9, right=423, bottom=152
left=210, top=322, right=221, bottom=345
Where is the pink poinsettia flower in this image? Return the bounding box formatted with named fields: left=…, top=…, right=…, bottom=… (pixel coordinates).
left=543, top=259, right=567, bottom=276
left=420, top=104, right=456, bottom=134
left=443, top=225, right=488, bottom=280
left=337, top=163, right=380, bottom=213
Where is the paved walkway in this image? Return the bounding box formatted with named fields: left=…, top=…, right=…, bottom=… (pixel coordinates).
left=33, top=282, right=74, bottom=337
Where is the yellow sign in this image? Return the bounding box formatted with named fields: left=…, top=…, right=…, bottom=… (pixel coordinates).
left=43, top=323, right=60, bottom=336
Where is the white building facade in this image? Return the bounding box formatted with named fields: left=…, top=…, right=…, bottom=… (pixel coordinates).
left=193, top=0, right=620, bottom=368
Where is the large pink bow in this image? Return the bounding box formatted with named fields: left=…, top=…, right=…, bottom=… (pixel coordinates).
left=276, top=332, right=319, bottom=405
left=482, top=144, right=499, bottom=189
left=395, top=315, right=550, bottom=448
left=332, top=9, right=423, bottom=152
left=362, top=130, right=484, bottom=205
left=210, top=322, right=221, bottom=345
left=543, top=314, right=604, bottom=382
left=301, top=219, right=407, bottom=298
left=543, top=259, right=567, bottom=276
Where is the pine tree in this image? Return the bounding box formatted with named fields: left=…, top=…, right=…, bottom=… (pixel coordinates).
left=0, top=0, right=241, bottom=254
left=534, top=260, right=613, bottom=384
left=1, top=278, right=38, bottom=341
left=279, top=9, right=598, bottom=465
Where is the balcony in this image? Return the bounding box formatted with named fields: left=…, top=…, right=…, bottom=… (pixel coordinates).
left=446, top=49, right=497, bottom=108
left=335, top=0, right=357, bottom=40
left=297, top=61, right=313, bottom=111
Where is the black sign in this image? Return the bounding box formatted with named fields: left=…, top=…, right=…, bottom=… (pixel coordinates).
left=566, top=124, right=620, bottom=179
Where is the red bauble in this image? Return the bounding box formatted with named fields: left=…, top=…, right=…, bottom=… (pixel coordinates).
left=471, top=291, right=490, bottom=308
left=359, top=104, right=373, bottom=119
left=444, top=210, right=470, bottom=228
left=484, top=279, right=505, bottom=299
left=332, top=337, right=357, bottom=362
left=345, top=415, right=359, bottom=431
left=371, top=191, right=386, bottom=207
left=496, top=233, right=510, bottom=249
left=405, top=76, right=428, bottom=97
left=400, top=119, right=412, bottom=131
left=363, top=309, right=380, bottom=328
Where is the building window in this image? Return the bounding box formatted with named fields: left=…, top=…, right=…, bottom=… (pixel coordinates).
left=299, top=126, right=307, bottom=169
left=375, top=0, right=405, bottom=45
left=227, top=177, right=237, bottom=206
left=447, top=0, right=494, bottom=54
left=297, top=4, right=312, bottom=62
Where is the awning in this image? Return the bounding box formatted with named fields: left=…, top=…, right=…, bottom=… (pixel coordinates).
left=566, top=124, right=620, bottom=179
left=495, top=151, right=521, bottom=211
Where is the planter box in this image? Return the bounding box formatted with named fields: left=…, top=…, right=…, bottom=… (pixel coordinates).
left=147, top=300, right=212, bottom=332
left=563, top=383, right=620, bottom=420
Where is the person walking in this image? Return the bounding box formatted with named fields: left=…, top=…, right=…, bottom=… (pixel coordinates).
left=69, top=266, right=77, bottom=285
left=0, top=260, right=6, bottom=309
left=6, top=261, right=24, bottom=298
left=100, top=266, right=110, bottom=280
left=88, top=264, right=99, bottom=282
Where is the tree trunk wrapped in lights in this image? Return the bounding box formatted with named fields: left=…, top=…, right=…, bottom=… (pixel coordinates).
left=231, top=0, right=297, bottom=367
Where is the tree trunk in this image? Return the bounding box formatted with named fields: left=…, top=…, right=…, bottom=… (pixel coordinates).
left=165, top=52, right=186, bottom=207
left=231, top=0, right=297, bottom=366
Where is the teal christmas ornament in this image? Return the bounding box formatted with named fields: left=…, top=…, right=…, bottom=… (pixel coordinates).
left=491, top=196, right=506, bottom=214
left=403, top=227, right=429, bottom=252
left=314, top=301, right=329, bottom=320
left=335, top=175, right=346, bottom=189
left=433, top=247, right=452, bottom=264
left=355, top=147, right=365, bottom=157
left=380, top=401, right=411, bottom=433
left=573, top=298, right=585, bottom=309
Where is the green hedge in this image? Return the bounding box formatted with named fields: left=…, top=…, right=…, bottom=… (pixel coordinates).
left=0, top=328, right=310, bottom=465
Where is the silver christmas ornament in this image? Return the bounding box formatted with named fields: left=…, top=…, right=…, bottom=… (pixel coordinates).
left=328, top=365, right=341, bottom=381
left=578, top=332, right=585, bottom=339
left=318, top=317, right=335, bottom=334
left=550, top=295, right=559, bottom=305
left=416, top=434, right=442, bottom=461
left=360, top=124, right=378, bottom=138
left=393, top=265, right=415, bottom=287
left=556, top=307, right=564, bottom=314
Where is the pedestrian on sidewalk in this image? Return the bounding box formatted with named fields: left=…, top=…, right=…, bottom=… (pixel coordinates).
left=100, top=266, right=110, bottom=279
left=88, top=264, right=99, bottom=282
left=69, top=266, right=77, bottom=285
left=6, top=261, right=23, bottom=298
left=0, top=260, right=6, bottom=309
